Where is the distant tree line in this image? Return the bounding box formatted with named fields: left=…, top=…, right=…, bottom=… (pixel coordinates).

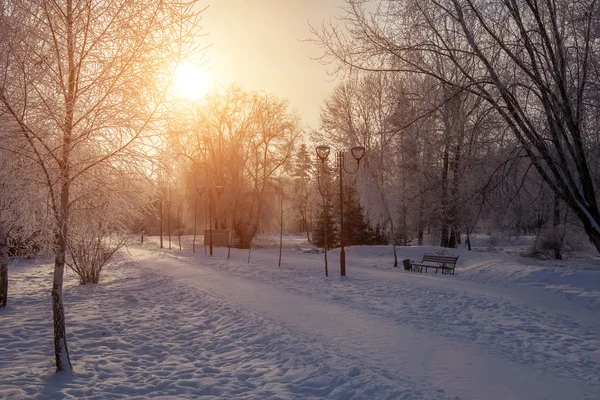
left=310, top=0, right=600, bottom=257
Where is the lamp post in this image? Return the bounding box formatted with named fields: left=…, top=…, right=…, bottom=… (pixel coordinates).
left=193, top=186, right=205, bottom=253
left=159, top=199, right=163, bottom=249
left=203, top=185, right=224, bottom=256
left=165, top=200, right=171, bottom=249
left=315, top=144, right=365, bottom=277
left=279, top=198, right=294, bottom=268
left=315, top=168, right=330, bottom=277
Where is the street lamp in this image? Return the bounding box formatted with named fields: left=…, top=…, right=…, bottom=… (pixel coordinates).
left=315, top=144, right=365, bottom=276
left=165, top=200, right=171, bottom=249
left=204, top=185, right=224, bottom=256
left=193, top=185, right=205, bottom=253
left=159, top=199, right=164, bottom=249
left=315, top=168, right=330, bottom=277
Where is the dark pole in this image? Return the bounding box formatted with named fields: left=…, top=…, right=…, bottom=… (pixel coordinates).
left=209, top=191, right=213, bottom=256
left=177, top=209, right=181, bottom=251
left=338, top=152, right=346, bottom=277
left=324, top=198, right=328, bottom=277
left=159, top=200, right=163, bottom=248
left=316, top=144, right=364, bottom=278
left=166, top=201, right=171, bottom=249
left=279, top=197, right=283, bottom=267
left=193, top=195, right=198, bottom=253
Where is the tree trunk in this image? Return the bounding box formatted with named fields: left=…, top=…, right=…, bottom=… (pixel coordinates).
left=418, top=193, right=424, bottom=245
left=0, top=225, right=8, bottom=309
left=53, top=0, right=74, bottom=372
left=571, top=201, right=600, bottom=254
left=587, top=226, right=600, bottom=254
left=52, top=242, right=72, bottom=373
left=448, top=227, right=457, bottom=248
left=466, top=228, right=472, bottom=251
left=553, top=194, right=560, bottom=227
left=553, top=194, right=562, bottom=260
left=53, top=163, right=73, bottom=373
left=159, top=199, right=163, bottom=248
left=390, top=220, right=398, bottom=267
left=303, top=211, right=311, bottom=243
left=53, top=173, right=73, bottom=372
left=439, top=144, right=450, bottom=247
left=440, top=222, right=449, bottom=247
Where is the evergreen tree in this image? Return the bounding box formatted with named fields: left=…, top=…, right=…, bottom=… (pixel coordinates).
left=291, top=144, right=314, bottom=241
left=332, top=179, right=385, bottom=246
left=340, top=182, right=371, bottom=246
left=368, top=224, right=389, bottom=245
left=312, top=200, right=338, bottom=250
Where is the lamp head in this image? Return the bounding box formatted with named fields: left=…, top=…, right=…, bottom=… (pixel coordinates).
left=215, top=186, right=224, bottom=195
left=196, top=185, right=204, bottom=195
left=350, top=146, right=365, bottom=162
left=316, top=145, right=330, bottom=161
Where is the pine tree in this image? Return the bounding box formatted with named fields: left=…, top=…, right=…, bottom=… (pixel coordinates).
left=292, top=144, right=314, bottom=241
left=339, top=182, right=371, bottom=246
left=368, top=224, right=389, bottom=245
left=312, top=200, right=338, bottom=249
left=332, top=179, right=383, bottom=246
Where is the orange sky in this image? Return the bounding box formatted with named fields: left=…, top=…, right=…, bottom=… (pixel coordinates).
left=199, top=0, right=344, bottom=131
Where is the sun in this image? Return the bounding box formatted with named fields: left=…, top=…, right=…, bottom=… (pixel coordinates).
left=173, top=62, right=212, bottom=100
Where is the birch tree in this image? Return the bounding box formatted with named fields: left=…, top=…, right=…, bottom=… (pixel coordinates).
left=0, top=0, right=204, bottom=372
left=0, top=115, right=50, bottom=308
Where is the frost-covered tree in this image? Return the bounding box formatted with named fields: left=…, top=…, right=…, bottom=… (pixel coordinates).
left=0, top=0, right=204, bottom=372
left=0, top=116, right=50, bottom=308
left=312, top=0, right=600, bottom=254
left=173, top=85, right=300, bottom=249
left=291, top=143, right=315, bottom=242
left=317, top=72, right=405, bottom=264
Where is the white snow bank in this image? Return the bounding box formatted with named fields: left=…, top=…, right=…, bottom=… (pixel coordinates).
left=0, top=254, right=428, bottom=399
left=1, top=235, right=599, bottom=400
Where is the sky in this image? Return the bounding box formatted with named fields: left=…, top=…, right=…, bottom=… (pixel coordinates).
left=198, top=0, right=344, bottom=131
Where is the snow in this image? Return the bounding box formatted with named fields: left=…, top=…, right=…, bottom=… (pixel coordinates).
left=1, top=234, right=599, bottom=399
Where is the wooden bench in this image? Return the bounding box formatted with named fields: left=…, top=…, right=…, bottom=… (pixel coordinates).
left=409, top=253, right=459, bottom=275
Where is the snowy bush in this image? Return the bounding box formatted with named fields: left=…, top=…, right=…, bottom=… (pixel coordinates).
left=530, top=225, right=587, bottom=260
left=7, top=229, right=42, bottom=258
left=67, top=232, right=125, bottom=284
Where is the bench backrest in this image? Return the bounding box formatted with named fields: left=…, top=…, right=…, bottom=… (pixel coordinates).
left=422, top=254, right=459, bottom=265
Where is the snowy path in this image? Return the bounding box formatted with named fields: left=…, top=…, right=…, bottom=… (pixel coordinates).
left=129, top=245, right=599, bottom=400
left=2, top=255, right=419, bottom=399
left=2, top=240, right=598, bottom=399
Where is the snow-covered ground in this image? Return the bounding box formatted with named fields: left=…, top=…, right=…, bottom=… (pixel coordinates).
left=1, top=234, right=599, bottom=399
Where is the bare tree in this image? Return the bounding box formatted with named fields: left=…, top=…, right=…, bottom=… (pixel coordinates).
left=291, top=143, right=316, bottom=242
left=0, top=0, right=204, bottom=372
left=312, top=0, right=600, bottom=253
left=0, top=115, right=50, bottom=308
left=174, top=85, right=300, bottom=249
